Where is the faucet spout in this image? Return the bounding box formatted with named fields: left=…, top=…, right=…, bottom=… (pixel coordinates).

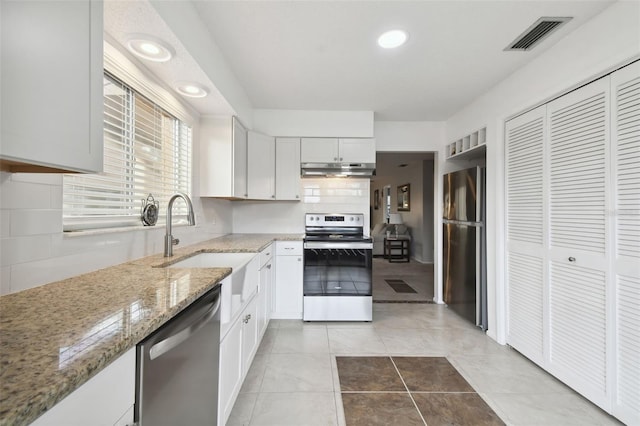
left=164, top=192, right=196, bottom=257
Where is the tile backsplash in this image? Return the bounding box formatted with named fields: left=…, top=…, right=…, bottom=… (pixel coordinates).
left=0, top=172, right=232, bottom=295
left=0, top=174, right=370, bottom=295
left=233, top=178, right=371, bottom=234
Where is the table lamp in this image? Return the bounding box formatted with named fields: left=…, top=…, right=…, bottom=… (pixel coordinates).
left=389, top=213, right=403, bottom=238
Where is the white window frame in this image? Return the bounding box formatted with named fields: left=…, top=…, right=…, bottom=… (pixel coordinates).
left=63, top=41, right=197, bottom=232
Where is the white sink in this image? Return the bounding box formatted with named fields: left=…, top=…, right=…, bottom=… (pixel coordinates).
left=168, top=252, right=260, bottom=332
left=167, top=252, right=256, bottom=269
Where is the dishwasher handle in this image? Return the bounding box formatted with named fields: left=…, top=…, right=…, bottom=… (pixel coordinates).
left=149, top=295, right=221, bottom=361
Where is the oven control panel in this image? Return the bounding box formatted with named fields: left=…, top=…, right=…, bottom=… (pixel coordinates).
left=305, top=213, right=363, bottom=227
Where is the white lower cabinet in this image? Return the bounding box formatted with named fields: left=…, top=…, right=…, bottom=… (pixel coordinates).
left=219, top=247, right=274, bottom=425
left=257, top=245, right=274, bottom=337
left=273, top=241, right=303, bottom=319
left=31, top=349, right=135, bottom=426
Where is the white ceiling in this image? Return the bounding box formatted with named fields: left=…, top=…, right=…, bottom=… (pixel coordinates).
left=105, top=0, right=615, bottom=121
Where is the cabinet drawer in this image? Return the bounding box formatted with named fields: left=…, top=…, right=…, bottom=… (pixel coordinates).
left=276, top=241, right=303, bottom=256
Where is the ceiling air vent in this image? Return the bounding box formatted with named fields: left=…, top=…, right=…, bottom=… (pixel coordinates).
left=505, top=17, right=572, bottom=51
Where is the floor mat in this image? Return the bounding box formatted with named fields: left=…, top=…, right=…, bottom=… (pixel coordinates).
left=336, top=356, right=505, bottom=426
left=385, top=279, right=417, bottom=293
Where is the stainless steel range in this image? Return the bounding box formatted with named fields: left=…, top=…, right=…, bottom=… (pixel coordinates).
left=303, top=213, right=373, bottom=321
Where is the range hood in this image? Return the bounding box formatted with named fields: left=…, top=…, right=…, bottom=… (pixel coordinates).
left=301, top=162, right=376, bottom=178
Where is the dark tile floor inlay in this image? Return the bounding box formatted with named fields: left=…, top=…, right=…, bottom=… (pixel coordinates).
left=385, top=279, right=418, bottom=293
left=336, top=356, right=505, bottom=426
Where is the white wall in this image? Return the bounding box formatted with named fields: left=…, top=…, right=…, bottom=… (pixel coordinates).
left=375, top=121, right=446, bottom=151
left=233, top=178, right=370, bottom=234
left=253, top=110, right=374, bottom=137
left=439, top=0, right=640, bottom=344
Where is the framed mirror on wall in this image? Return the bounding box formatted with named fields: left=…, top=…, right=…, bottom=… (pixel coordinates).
left=397, top=183, right=410, bottom=211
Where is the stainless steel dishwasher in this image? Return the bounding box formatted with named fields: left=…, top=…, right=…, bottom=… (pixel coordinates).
left=135, top=286, right=221, bottom=426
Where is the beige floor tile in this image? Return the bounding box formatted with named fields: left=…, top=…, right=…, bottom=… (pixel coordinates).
left=250, top=392, right=338, bottom=425
left=260, top=353, right=334, bottom=392
left=327, top=328, right=387, bottom=354
left=488, top=392, right=622, bottom=426
left=226, top=392, right=258, bottom=426
left=271, top=327, right=330, bottom=354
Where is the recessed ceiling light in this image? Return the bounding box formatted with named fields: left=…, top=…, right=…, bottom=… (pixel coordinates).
left=377, top=30, right=408, bottom=49
left=126, top=34, right=174, bottom=62
left=175, top=82, right=209, bottom=98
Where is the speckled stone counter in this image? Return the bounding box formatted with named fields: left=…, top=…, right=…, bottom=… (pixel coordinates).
left=0, top=233, right=302, bottom=426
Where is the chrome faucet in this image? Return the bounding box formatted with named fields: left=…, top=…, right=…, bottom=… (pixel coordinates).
left=164, top=192, right=196, bottom=257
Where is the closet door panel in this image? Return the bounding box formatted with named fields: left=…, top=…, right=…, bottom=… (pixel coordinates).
left=548, top=261, right=607, bottom=405
left=505, top=105, right=546, bottom=364
left=547, top=77, right=610, bottom=409
left=611, top=60, right=640, bottom=425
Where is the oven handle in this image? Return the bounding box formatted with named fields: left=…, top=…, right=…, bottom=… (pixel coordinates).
left=303, top=242, right=373, bottom=250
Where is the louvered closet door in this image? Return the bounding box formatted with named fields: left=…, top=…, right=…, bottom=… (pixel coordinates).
left=611, top=61, right=640, bottom=426
left=505, top=105, right=546, bottom=366
left=547, top=77, right=610, bottom=408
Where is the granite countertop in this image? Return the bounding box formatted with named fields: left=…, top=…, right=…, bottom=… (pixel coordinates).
left=0, top=233, right=302, bottom=426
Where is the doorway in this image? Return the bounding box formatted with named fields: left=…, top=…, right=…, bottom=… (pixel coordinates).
left=370, top=152, right=436, bottom=302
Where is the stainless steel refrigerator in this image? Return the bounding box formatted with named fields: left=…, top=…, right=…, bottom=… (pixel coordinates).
left=443, top=166, right=487, bottom=330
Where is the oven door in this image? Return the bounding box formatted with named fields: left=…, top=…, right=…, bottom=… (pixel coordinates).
left=303, top=242, right=372, bottom=297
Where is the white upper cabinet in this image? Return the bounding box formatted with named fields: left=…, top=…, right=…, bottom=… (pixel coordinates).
left=338, top=138, right=376, bottom=163
left=300, top=138, right=375, bottom=164
left=275, top=138, right=301, bottom=200
left=0, top=0, right=104, bottom=173
left=200, top=116, right=248, bottom=199
left=247, top=131, right=276, bottom=200
left=300, top=138, right=339, bottom=163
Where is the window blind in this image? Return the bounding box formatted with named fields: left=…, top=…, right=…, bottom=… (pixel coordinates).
left=63, top=73, right=192, bottom=231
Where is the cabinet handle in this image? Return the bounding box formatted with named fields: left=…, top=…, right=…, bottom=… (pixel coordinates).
left=298, top=258, right=301, bottom=262
left=267, top=264, right=272, bottom=269
left=334, top=157, right=338, bottom=161
left=339, top=157, right=343, bottom=161
left=568, top=257, right=576, bottom=262
left=285, top=247, right=294, bottom=250
left=296, top=195, right=299, bottom=199
left=272, top=195, right=275, bottom=198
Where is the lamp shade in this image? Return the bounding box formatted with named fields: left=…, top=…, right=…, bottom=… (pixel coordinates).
left=389, top=213, right=403, bottom=225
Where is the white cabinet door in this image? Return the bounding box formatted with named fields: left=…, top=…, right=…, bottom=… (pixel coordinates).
left=339, top=138, right=376, bottom=163
left=258, top=260, right=273, bottom=338
left=610, top=61, right=640, bottom=426
left=248, top=131, right=276, bottom=200
left=0, top=0, right=103, bottom=173
left=219, top=315, right=243, bottom=426
left=273, top=242, right=303, bottom=319
left=505, top=105, right=547, bottom=366
left=241, top=297, right=259, bottom=374
left=31, top=349, right=135, bottom=426
left=275, top=138, right=301, bottom=200
left=233, top=117, right=249, bottom=199
left=300, top=138, right=339, bottom=163
left=200, top=116, right=248, bottom=199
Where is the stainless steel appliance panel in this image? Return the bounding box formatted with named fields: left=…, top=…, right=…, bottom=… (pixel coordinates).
left=443, top=222, right=479, bottom=325
left=442, top=166, right=487, bottom=330
left=136, top=286, right=221, bottom=426
left=443, top=167, right=480, bottom=222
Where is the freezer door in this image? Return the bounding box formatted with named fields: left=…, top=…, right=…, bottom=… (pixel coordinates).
left=443, top=222, right=479, bottom=325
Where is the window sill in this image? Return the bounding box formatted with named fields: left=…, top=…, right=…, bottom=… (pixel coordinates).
left=63, top=223, right=191, bottom=238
